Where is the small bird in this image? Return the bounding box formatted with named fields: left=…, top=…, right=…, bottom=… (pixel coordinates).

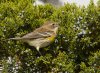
left=10, top=21, right=59, bottom=54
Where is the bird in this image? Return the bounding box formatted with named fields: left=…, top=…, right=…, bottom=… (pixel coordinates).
left=9, top=21, right=59, bottom=54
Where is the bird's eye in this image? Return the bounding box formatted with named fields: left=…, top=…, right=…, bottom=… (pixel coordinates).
left=52, top=23, right=55, bottom=25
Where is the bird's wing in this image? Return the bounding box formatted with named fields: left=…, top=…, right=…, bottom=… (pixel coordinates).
left=22, top=27, right=54, bottom=40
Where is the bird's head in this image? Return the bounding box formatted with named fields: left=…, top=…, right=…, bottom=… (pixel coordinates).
left=43, top=21, right=59, bottom=33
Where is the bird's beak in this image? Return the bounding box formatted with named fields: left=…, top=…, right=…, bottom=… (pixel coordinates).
left=56, top=22, right=60, bottom=27
left=56, top=23, right=59, bottom=28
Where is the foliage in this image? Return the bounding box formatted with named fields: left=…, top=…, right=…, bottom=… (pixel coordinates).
left=0, top=0, right=100, bottom=73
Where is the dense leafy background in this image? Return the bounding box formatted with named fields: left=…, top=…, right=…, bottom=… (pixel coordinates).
left=0, top=0, right=100, bottom=73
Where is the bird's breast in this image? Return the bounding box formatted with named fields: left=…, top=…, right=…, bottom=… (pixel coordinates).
left=46, top=35, right=55, bottom=42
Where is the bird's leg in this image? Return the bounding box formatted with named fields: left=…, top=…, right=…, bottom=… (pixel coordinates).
left=36, top=47, right=42, bottom=56
left=38, top=51, right=42, bottom=56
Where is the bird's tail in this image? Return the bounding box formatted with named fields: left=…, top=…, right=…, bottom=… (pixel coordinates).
left=9, top=37, right=23, bottom=40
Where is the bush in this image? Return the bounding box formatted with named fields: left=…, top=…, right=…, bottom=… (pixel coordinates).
left=0, top=0, right=100, bottom=72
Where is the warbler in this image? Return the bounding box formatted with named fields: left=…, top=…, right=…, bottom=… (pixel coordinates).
left=10, top=21, right=59, bottom=53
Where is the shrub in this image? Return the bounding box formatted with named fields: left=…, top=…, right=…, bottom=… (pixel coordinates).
left=0, top=0, right=100, bottom=72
